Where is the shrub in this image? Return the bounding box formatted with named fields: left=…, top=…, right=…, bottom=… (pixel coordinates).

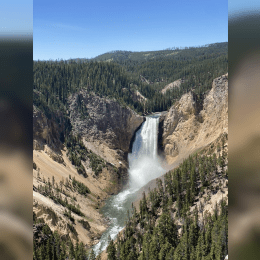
left=78, top=219, right=91, bottom=230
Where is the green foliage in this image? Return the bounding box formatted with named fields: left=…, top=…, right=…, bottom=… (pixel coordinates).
left=65, top=134, right=88, bottom=177
left=67, top=223, right=78, bottom=237
left=36, top=181, right=85, bottom=217
left=157, top=212, right=178, bottom=247
left=65, top=134, right=105, bottom=176
left=88, top=249, right=96, bottom=260
left=72, top=176, right=90, bottom=196
left=34, top=59, right=141, bottom=114
left=107, top=237, right=117, bottom=260
left=33, top=219, right=88, bottom=260
left=78, top=219, right=91, bottom=230
left=34, top=42, right=227, bottom=116
left=88, top=152, right=106, bottom=176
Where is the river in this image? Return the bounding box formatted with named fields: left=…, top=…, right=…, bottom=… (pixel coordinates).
left=93, top=114, right=166, bottom=254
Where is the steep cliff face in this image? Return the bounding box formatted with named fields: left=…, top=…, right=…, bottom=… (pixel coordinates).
left=33, top=105, right=61, bottom=150
left=67, top=91, right=144, bottom=154
left=33, top=105, right=65, bottom=163
left=161, top=73, right=228, bottom=164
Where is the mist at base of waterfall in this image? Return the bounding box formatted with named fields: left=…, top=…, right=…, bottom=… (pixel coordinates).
left=93, top=115, right=166, bottom=255
left=128, top=154, right=166, bottom=189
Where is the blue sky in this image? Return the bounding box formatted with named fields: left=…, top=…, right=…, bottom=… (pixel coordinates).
left=1, top=1, right=260, bottom=59
left=33, top=0, right=228, bottom=60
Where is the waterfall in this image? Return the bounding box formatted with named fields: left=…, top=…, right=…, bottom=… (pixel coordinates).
left=93, top=115, right=166, bottom=255
left=140, top=116, right=158, bottom=159
left=128, top=116, right=164, bottom=189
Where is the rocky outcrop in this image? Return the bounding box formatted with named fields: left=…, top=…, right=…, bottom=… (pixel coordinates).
left=33, top=105, right=65, bottom=163
left=161, top=78, right=185, bottom=94
left=67, top=91, right=144, bottom=154
left=132, top=90, right=147, bottom=103
left=160, top=73, right=228, bottom=163
left=33, top=106, right=62, bottom=149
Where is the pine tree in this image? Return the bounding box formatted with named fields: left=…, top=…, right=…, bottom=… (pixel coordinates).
left=157, top=212, right=178, bottom=247
left=107, top=237, right=117, bottom=260
left=39, top=244, right=46, bottom=260
left=159, top=239, right=172, bottom=260
left=165, top=247, right=175, bottom=260
left=88, top=249, right=96, bottom=260
left=69, top=240, right=75, bottom=259
left=52, top=176, right=55, bottom=187
left=46, top=238, right=52, bottom=260
left=148, top=236, right=159, bottom=260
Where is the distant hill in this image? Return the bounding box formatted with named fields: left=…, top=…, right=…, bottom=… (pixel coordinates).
left=66, top=42, right=227, bottom=63
left=36, top=42, right=227, bottom=115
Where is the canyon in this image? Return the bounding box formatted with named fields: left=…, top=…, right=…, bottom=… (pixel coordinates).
left=33, top=73, right=228, bottom=253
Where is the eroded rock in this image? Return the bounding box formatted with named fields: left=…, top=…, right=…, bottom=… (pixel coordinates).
left=160, top=73, right=228, bottom=163
left=67, top=91, right=144, bottom=153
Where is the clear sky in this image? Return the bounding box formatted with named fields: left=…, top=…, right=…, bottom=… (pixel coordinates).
left=33, top=0, right=228, bottom=61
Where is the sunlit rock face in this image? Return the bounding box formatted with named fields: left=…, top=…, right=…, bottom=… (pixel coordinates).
left=160, top=73, right=228, bottom=163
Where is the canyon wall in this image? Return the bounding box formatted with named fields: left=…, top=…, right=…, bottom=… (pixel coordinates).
left=160, top=73, right=228, bottom=164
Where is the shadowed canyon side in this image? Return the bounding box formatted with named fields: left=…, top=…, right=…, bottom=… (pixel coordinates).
left=33, top=92, right=144, bottom=248
left=68, top=91, right=144, bottom=155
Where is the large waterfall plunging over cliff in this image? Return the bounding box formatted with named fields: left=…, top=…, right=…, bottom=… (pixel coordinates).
left=128, top=116, right=163, bottom=189
left=93, top=115, right=166, bottom=254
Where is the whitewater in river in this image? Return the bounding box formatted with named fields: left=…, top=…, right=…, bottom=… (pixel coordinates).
left=93, top=115, right=166, bottom=254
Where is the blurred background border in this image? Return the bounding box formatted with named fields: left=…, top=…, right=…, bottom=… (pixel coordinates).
left=229, top=10, right=260, bottom=259
left=0, top=0, right=33, bottom=259
left=1, top=0, right=260, bottom=259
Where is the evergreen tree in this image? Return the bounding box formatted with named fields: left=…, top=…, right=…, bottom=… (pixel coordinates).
left=158, top=239, right=172, bottom=260
left=69, top=240, right=75, bottom=259
left=107, top=237, right=117, bottom=260
left=88, top=249, right=96, bottom=260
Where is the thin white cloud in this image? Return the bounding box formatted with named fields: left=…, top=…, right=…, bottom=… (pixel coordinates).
left=50, top=22, right=87, bottom=32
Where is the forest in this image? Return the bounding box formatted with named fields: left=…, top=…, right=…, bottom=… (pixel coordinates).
left=34, top=42, right=227, bottom=116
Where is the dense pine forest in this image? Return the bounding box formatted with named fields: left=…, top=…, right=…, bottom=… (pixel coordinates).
left=34, top=42, right=227, bottom=116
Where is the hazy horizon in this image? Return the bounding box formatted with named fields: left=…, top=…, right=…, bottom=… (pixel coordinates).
left=33, top=40, right=227, bottom=62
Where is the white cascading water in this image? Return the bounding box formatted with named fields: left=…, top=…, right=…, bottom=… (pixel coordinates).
left=93, top=115, right=166, bottom=255
left=128, top=116, right=164, bottom=189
